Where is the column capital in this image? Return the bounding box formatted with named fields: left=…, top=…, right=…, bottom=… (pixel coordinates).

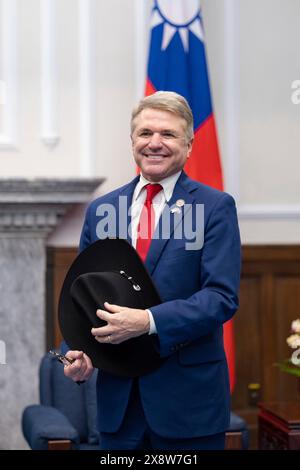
left=0, top=178, right=104, bottom=236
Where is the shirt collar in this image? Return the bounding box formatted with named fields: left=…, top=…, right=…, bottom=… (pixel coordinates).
left=134, top=170, right=182, bottom=203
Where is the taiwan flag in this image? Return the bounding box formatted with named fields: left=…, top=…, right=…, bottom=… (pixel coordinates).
left=145, top=0, right=236, bottom=391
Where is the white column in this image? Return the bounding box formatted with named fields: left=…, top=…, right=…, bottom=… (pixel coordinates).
left=40, top=0, right=60, bottom=147
left=0, top=0, right=18, bottom=148
left=134, top=0, right=151, bottom=102
left=78, top=0, right=97, bottom=177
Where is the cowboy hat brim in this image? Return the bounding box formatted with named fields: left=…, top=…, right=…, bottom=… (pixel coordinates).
left=58, top=238, right=164, bottom=378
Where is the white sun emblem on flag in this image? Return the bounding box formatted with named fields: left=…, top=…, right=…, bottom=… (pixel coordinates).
left=151, top=0, right=204, bottom=52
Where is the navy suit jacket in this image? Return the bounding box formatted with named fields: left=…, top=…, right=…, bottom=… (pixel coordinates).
left=78, top=171, right=241, bottom=439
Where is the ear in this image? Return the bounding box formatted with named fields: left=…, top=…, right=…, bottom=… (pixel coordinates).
left=186, top=138, right=194, bottom=158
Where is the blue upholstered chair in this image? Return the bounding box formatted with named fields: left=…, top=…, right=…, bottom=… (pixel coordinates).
left=22, top=352, right=99, bottom=450
left=226, top=411, right=249, bottom=450
left=22, top=352, right=248, bottom=450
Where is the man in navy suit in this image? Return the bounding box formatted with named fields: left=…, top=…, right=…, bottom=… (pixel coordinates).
left=63, top=91, right=241, bottom=450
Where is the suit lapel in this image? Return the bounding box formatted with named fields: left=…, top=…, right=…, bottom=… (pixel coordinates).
left=146, top=173, right=197, bottom=275
left=115, top=172, right=199, bottom=274
left=115, top=175, right=139, bottom=244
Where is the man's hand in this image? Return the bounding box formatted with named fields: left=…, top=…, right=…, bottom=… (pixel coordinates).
left=91, top=302, right=150, bottom=344
left=63, top=350, right=94, bottom=382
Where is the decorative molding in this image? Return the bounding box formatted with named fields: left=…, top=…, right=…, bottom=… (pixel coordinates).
left=0, top=178, right=104, bottom=202
left=223, top=0, right=240, bottom=201
left=41, top=0, right=60, bottom=147
left=0, top=207, right=65, bottom=235
left=238, top=204, right=300, bottom=219
left=134, top=0, right=150, bottom=102
left=0, top=178, right=104, bottom=237
left=0, top=0, right=18, bottom=149
left=78, top=0, right=97, bottom=177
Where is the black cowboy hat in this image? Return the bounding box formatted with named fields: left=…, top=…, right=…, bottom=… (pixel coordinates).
left=58, top=238, right=164, bottom=378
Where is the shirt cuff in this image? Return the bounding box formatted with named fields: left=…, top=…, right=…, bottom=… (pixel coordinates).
left=146, top=309, right=157, bottom=335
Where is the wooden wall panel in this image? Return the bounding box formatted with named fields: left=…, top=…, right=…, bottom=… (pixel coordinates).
left=231, top=276, right=262, bottom=449
left=232, top=277, right=262, bottom=409
left=46, top=247, right=77, bottom=349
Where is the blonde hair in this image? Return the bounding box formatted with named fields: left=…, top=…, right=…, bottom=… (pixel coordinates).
left=131, top=91, right=194, bottom=142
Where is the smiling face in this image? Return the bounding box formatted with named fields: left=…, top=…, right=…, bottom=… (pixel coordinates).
left=131, top=108, right=193, bottom=182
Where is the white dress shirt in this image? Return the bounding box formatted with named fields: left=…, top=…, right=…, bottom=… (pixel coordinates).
left=131, top=170, right=182, bottom=334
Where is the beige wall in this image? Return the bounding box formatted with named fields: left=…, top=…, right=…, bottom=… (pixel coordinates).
left=1, top=0, right=300, bottom=245
left=0, top=0, right=138, bottom=185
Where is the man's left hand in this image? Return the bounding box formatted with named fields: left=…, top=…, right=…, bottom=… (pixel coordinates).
left=91, top=302, right=150, bottom=344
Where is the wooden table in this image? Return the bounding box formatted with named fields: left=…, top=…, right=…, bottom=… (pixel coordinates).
left=258, top=402, right=300, bottom=450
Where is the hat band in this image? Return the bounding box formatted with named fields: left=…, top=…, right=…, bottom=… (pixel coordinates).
left=119, top=270, right=141, bottom=291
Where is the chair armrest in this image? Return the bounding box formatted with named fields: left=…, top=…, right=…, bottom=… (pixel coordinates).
left=22, top=405, right=80, bottom=450
left=228, top=412, right=249, bottom=449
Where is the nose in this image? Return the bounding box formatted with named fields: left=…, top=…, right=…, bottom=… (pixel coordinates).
left=148, top=132, right=163, bottom=149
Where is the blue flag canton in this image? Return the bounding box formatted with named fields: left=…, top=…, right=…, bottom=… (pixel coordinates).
left=147, top=16, right=213, bottom=130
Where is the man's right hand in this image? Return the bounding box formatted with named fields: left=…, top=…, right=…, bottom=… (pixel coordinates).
left=63, top=350, right=94, bottom=382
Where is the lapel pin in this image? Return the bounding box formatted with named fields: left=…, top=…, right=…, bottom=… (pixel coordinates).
left=176, top=199, right=185, bottom=207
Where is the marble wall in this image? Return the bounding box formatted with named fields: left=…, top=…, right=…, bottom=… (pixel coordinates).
left=0, top=178, right=103, bottom=449
left=0, top=238, right=45, bottom=449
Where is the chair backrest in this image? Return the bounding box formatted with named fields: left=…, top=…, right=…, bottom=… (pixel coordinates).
left=39, top=353, right=99, bottom=444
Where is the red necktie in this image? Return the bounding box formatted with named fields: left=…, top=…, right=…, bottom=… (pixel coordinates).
left=136, top=184, right=162, bottom=262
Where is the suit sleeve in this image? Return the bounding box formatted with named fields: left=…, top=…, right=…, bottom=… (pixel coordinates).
left=150, top=193, right=241, bottom=358
left=79, top=203, right=92, bottom=252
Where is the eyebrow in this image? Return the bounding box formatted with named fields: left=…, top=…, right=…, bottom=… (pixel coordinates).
left=137, top=127, right=179, bottom=135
